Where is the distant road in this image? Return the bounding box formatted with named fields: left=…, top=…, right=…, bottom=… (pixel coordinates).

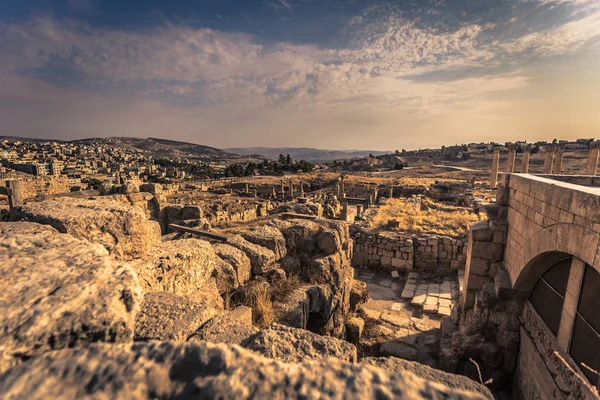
left=432, top=164, right=482, bottom=172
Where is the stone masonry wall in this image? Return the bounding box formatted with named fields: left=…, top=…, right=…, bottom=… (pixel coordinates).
left=5, top=176, right=71, bottom=199
left=350, top=226, right=466, bottom=272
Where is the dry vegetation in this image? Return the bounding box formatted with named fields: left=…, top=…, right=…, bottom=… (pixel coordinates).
left=369, top=197, right=482, bottom=237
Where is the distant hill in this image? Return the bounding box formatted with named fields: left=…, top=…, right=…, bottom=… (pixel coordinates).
left=224, top=147, right=390, bottom=162
left=72, top=137, right=240, bottom=160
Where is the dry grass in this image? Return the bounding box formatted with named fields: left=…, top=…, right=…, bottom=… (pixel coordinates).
left=369, top=197, right=482, bottom=237
left=250, top=285, right=274, bottom=329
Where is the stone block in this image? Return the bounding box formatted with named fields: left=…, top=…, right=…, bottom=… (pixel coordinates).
left=471, top=242, right=504, bottom=262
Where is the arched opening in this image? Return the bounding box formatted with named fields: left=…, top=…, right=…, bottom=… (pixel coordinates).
left=528, top=256, right=572, bottom=335
left=569, top=264, right=600, bottom=386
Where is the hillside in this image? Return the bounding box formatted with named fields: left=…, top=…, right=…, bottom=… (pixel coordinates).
left=225, top=147, right=389, bottom=162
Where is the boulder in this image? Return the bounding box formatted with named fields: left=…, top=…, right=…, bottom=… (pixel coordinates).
left=121, top=183, right=140, bottom=194
left=0, top=341, right=488, bottom=399
left=346, top=316, right=365, bottom=344
left=226, top=235, right=276, bottom=275
left=189, top=306, right=257, bottom=345
left=380, top=341, right=418, bottom=361
left=0, top=228, right=142, bottom=372
left=131, top=239, right=217, bottom=298
left=241, top=224, right=287, bottom=261
left=350, top=279, right=369, bottom=311
left=0, top=221, right=57, bottom=235
left=360, top=357, right=493, bottom=399
left=242, top=324, right=358, bottom=363
left=212, top=257, right=239, bottom=295
left=188, top=278, right=225, bottom=310
left=213, top=243, right=251, bottom=285
left=134, top=292, right=216, bottom=342
left=317, top=220, right=351, bottom=256
left=10, top=197, right=161, bottom=260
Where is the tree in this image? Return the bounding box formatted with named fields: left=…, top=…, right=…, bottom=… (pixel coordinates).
left=286, top=154, right=292, bottom=164
left=278, top=154, right=286, bottom=164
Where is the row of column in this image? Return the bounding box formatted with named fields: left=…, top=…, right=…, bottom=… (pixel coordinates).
left=490, top=141, right=600, bottom=187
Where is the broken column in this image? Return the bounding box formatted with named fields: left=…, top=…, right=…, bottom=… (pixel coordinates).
left=341, top=199, right=348, bottom=222
left=552, top=145, right=564, bottom=175
left=543, top=148, right=554, bottom=174
left=289, top=183, right=294, bottom=199
left=520, top=145, right=531, bottom=173
left=280, top=180, right=285, bottom=201
left=490, top=148, right=500, bottom=188
left=505, top=144, right=516, bottom=173
left=388, top=186, right=393, bottom=199
left=6, top=180, right=23, bottom=209
left=356, top=204, right=363, bottom=218
left=584, top=140, right=600, bottom=175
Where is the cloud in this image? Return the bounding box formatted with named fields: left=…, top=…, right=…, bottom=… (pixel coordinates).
left=0, top=0, right=599, bottom=147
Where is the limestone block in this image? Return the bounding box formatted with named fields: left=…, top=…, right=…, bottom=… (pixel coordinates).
left=243, top=324, right=357, bottom=363
left=213, top=243, right=252, bottom=285
left=227, top=235, right=277, bottom=275
left=134, top=292, right=216, bottom=341
left=0, top=228, right=142, bottom=372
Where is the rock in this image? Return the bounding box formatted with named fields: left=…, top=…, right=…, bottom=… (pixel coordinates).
left=0, top=229, right=142, bottom=372
left=213, top=243, right=252, bottom=285
left=10, top=197, right=161, bottom=260
left=97, top=183, right=113, bottom=195
left=0, top=221, right=57, bottom=235
left=265, top=268, right=287, bottom=284
left=189, top=306, right=257, bottom=345
left=134, top=292, right=216, bottom=342
left=131, top=239, right=217, bottom=298
left=350, top=279, right=369, bottom=311
left=121, top=183, right=140, bottom=194
left=243, top=324, right=358, bottom=363
left=317, top=220, right=350, bottom=256
left=360, top=357, right=493, bottom=399
left=212, top=256, right=239, bottom=295
left=0, top=341, right=489, bottom=399
left=139, top=183, right=162, bottom=194
left=181, top=205, right=203, bottom=220
left=226, top=235, right=276, bottom=275
left=241, top=224, right=287, bottom=261
left=346, top=317, right=365, bottom=344
left=270, top=219, right=320, bottom=255
left=380, top=341, right=418, bottom=361
left=188, top=278, right=225, bottom=310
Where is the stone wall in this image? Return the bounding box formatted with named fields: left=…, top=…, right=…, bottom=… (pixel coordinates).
left=428, top=181, right=473, bottom=202
left=4, top=176, right=71, bottom=199
left=350, top=226, right=466, bottom=272
left=516, top=302, right=596, bottom=399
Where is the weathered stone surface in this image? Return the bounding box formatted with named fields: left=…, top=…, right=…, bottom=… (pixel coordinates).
left=212, top=256, right=239, bottom=295
left=190, top=306, right=257, bottom=345
left=226, top=235, right=276, bottom=275
left=380, top=341, right=418, bottom=360
left=241, top=224, right=287, bottom=261
left=213, top=243, right=252, bottom=285
left=271, top=219, right=320, bottom=255
left=0, top=341, right=488, bottom=399
left=350, top=279, right=369, bottom=311
left=134, top=292, right=216, bottom=342
left=0, top=221, right=58, bottom=235
left=317, top=220, right=351, bottom=256
left=360, top=357, right=493, bottom=398
left=243, top=324, right=358, bottom=363
left=131, top=239, right=217, bottom=298
left=346, top=316, right=365, bottom=344
left=0, top=228, right=142, bottom=372
left=10, top=197, right=161, bottom=260
left=188, top=278, right=225, bottom=310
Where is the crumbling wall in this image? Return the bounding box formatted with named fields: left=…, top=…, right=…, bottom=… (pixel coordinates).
left=350, top=226, right=466, bottom=272
left=5, top=176, right=71, bottom=199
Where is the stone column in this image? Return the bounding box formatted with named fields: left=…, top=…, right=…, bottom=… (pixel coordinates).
left=7, top=180, right=23, bottom=209
left=552, top=146, right=564, bottom=175
left=356, top=204, right=363, bottom=217
left=490, top=149, right=500, bottom=188
left=341, top=199, right=348, bottom=221
left=300, top=182, right=304, bottom=196
left=341, top=176, right=345, bottom=197
left=543, top=149, right=554, bottom=174
left=388, top=186, right=393, bottom=199
left=584, top=141, right=600, bottom=175
left=521, top=145, right=531, bottom=173
left=289, top=183, right=294, bottom=199
left=505, top=145, right=516, bottom=173
left=280, top=180, right=285, bottom=201
left=244, top=183, right=249, bottom=193
left=557, top=258, right=585, bottom=351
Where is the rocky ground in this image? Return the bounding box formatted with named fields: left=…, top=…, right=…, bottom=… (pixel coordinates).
left=0, top=187, right=493, bottom=399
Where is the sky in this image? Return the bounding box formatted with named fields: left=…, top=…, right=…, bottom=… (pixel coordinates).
left=0, top=0, right=599, bottom=150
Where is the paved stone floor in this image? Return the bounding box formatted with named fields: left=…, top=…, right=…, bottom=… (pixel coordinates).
left=354, top=267, right=456, bottom=366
